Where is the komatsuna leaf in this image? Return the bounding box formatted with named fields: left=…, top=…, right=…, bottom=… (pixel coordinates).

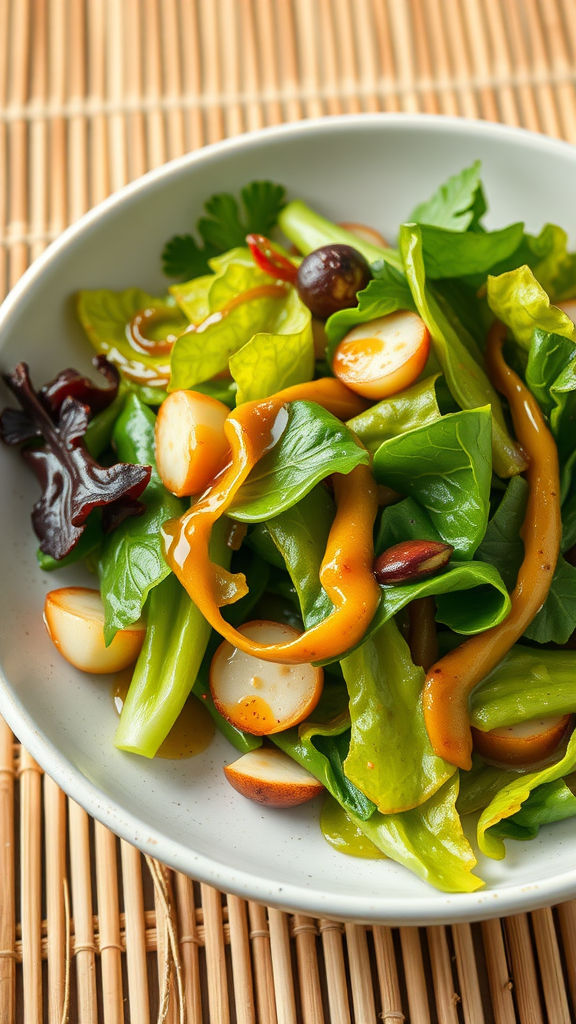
left=488, top=779, right=576, bottom=843
left=373, top=407, right=492, bottom=559
left=420, top=222, right=525, bottom=280
left=470, top=646, right=576, bottom=732
left=478, top=729, right=576, bottom=858
left=341, top=618, right=455, bottom=814
left=346, top=375, right=441, bottom=453
left=271, top=682, right=376, bottom=820
left=350, top=774, right=484, bottom=893
left=487, top=265, right=576, bottom=351
left=229, top=286, right=314, bottom=404
left=526, top=328, right=576, bottom=497
left=409, top=160, right=485, bottom=231
left=400, top=223, right=526, bottom=478
left=169, top=251, right=292, bottom=390
left=76, top=288, right=188, bottom=389
left=325, top=265, right=416, bottom=360
left=228, top=401, right=368, bottom=523
left=99, top=395, right=185, bottom=643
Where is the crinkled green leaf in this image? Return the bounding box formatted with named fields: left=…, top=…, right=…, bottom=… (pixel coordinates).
left=478, top=729, right=576, bottom=858
left=487, top=265, right=576, bottom=351
left=373, top=407, right=493, bottom=559
left=409, top=160, right=485, bottom=231
left=228, top=401, right=368, bottom=523
left=420, top=222, right=525, bottom=279
left=529, top=222, right=576, bottom=302
left=77, top=288, right=187, bottom=389
left=99, top=395, right=185, bottom=643
left=346, top=375, right=441, bottom=453
left=400, top=223, right=526, bottom=478
left=168, top=274, right=213, bottom=323
left=350, top=775, right=483, bottom=893
left=470, top=645, right=576, bottom=731
left=489, top=779, right=576, bottom=842
left=341, top=619, right=455, bottom=814
left=229, top=287, right=314, bottom=404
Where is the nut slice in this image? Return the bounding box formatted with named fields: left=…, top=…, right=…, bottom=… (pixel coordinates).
left=224, top=748, right=324, bottom=807
left=472, top=714, right=573, bottom=767
left=44, top=587, right=145, bottom=674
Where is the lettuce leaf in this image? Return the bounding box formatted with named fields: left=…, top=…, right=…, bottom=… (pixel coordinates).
left=489, top=779, right=576, bottom=842
left=229, top=287, right=313, bottom=404
left=98, top=395, right=185, bottom=643
left=487, top=265, right=576, bottom=351
left=420, top=222, right=525, bottom=280
left=470, top=646, right=576, bottom=731
left=373, top=407, right=492, bottom=559
left=272, top=682, right=376, bottom=820
left=409, top=160, right=485, bottom=231
left=266, top=486, right=334, bottom=628
left=526, top=328, right=576, bottom=498
left=457, top=756, right=526, bottom=815
left=529, top=223, right=576, bottom=302
left=77, top=288, right=187, bottom=388
left=341, top=619, right=455, bottom=814
left=400, top=224, right=526, bottom=478
left=168, top=274, right=213, bottom=323
left=228, top=401, right=368, bottom=522
left=478, top=729, right=576, bottom=858
left=350, top=775, right=483, bottom=893
left=346, top=374, right=441, bottom=453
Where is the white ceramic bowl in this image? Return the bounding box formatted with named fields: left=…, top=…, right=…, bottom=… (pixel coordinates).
left=1, top=114, right=575, bottom=925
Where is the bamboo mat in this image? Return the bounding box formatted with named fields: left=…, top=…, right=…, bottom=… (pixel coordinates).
left=1, top=1, right=576, bottom=1021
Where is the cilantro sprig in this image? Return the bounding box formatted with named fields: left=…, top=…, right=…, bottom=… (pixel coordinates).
left=162, top=181, right=286, bottom=279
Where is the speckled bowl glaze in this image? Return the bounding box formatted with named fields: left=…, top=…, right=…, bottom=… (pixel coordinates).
left=1, top=115, right=575, bottom=924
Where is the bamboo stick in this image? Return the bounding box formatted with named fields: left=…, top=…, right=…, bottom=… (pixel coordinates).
left=254, top=0, right=283, bottom=126
left=200, top=883, right=230, bottom=1024
left=106, top=0, right=128, bottom=193
left=174, top=873, right=202, bottom=1024
left=238, top=0, right=265, bottom=132
left=333, top=0, right=363, bottom=114
left=248, top=902, right=277, bottom=1024
left=294, top=0, right=324, bottom=119
left=220, top=0, right=244, bottom=137
left=522, top=0, right=563, bottom=138
left=480, top=918, right=515, bottom=1024
left=292, top=916, right=324, bottom=1024
left=460, top=0, right=500, bottom=121
left=19, top=748, right=43, bottom=1024
left=0, top=0, right=8, bottom=302
left=29, top=0, right=48, bottom=264
left=504, top=914, right=543, bottom=1024
left=161, top=0, right=186, bottom=159
left=318, top=921, right=350, bottom=1024
left=268, top=909, right=297, bottom=1024
left=94, top=824, right=124, bottom=1024
left=557, top=900, right=576, bottom=1015
left=373, top=925, right=403, bottom=1023
left=409, top=0, right=441, bottom=114
left=502, top=0, right=543, bottom=132
left=0, top=719, right=15, bottom=1024
left=344, top=924, right=377, bottom=1024
left=537, top=0, right=576, bottom=143
left=421, top=0, right=459, bottom=115
left=349, top=0, right=381, bottom=112
left=441, top=0, right=479, bottom=118
left=275, top=0, right=303, bottom=122
left=451, top=923, right=485, bottom=1024
left=150, top=860, right=178, bottom=1024
left=68, top=0, right=88, bottom=220
left=44, top=775, right=67, bottom=1024
left=7, top=0, right=31, bottom=286
left=386, top=0, right=420, bottom=113
left=427, top=926, right=459, bottom=1024
left=178, top=0, right=204, bottom=151
left=531, top=907, right=571, bottom=1024
left=370, top=0, right=401, bottom=112
left=399, top=927, right=430, bottom=1024
left=227, top=896, right=256, bottom=1024
left=144, top=0, right=167, bottom=168
left=317, top=0, right=344, bottom=116
left=48, top=0, right=68, bottom=239
left=124, top=0, right=147, bottom=182
left=87, top=0, right=110, bottom=207
left=68, top=800, right=98, bottom=1023
left=199, top=0, right=225, bottom=143
left=482, top=0, right=521, bottom=127
left=120, top=841, right=150, bottom=1024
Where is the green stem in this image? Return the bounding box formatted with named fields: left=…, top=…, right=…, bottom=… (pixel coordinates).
left=278, top=200, right=402, bottom=270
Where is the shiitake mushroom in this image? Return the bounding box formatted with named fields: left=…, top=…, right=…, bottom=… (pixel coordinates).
left=296, top=243, right=371, bottom=319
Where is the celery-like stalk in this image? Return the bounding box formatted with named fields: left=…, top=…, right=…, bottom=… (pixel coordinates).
left=278, top=200, right=402, bottom=270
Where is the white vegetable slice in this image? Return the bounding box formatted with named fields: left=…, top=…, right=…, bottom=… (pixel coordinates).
left=332, top=310, right=430, bottom=399
left=472, top=714, right=573, bottom=767
left=210, top=620, right=323, bottom=735
left=224, top=747, right=324, bottom=807
left=44, top=587, right=145, bottom=674
left=155, top=389, right=230, bottom=497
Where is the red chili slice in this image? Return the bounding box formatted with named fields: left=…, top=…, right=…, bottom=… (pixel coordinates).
left=246, top=233, right=298, bottom=284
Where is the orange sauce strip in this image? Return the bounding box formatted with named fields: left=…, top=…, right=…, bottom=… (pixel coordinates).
left=162, top=378, right=379, bottom=665
left=423, top=321, right=562, bottom=770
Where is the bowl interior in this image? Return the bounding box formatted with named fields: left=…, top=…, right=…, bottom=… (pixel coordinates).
left=1, top=115, right=575, bottom=924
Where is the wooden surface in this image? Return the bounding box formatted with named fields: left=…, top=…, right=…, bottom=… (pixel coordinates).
left=1, top=1, right=576, bottom=1020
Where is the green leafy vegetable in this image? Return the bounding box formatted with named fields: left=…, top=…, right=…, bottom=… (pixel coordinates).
left=77, top=288, right=187, bottom=388
left=409, top=160, right=485, bottom=231
left=457, top=756, right=526, bottom=815
left=373, top=407, right=492, bottom=559
left=529, top=223, right=576, bottom=302
left=99, top=395, right=185, bottom=644
left=229, top=286, right=314, bottom=403
left=475, top=475, right=528, bottom=590
left=321, top=796, right=385, bottom=858
left=228, top=401, right=368, bottom=522
left=526, top=328, right=576, bottom=497
left=400, top=223, right=526, bottom=478
left=168, top=274, right=213, bottom=323
left=487, top=265, right=576, bottom=351
left=162, top=182, right=286, bottom=278
left=350, top=775, right=483, bottom=893
left=478, top=729, right=576, bottom=858
left=346, top=375, right=442, bottom=453
left=341, top=619, right=455, bottom=814
left=489, top=779, right=576, bottom=842
left=420, top=222, right=525, bottom=279
left=470, top=646, right=576, bottom=732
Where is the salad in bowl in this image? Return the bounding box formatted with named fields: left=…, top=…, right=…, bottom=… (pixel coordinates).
left=2, top=159, right=576, bottom=897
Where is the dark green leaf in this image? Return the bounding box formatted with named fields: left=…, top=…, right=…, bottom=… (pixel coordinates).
left=489, top=779, right=576, bottom=842
left=475, top=475, right=528, bottom=591
left=409, top=160, right=484, bottom=231
left=420, top=222, right=525, bottom=279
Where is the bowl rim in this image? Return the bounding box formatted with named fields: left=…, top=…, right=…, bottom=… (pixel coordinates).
left=2, top=111, right=576, bottom=924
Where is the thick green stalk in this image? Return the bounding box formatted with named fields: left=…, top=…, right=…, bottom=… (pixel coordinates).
left=278, top=200, right=403, bottom=270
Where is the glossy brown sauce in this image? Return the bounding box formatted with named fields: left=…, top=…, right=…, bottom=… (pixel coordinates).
left=112, top=669, right=215, bottom=759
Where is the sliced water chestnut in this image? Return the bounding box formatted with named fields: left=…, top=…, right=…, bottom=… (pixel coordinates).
left=44, top=587, right=145, bottom=673
left=155, top=389, right=230, bottom=497
left=296, top=244, right=371, bottom=319
left=332, top=310, right=430, bottom=399
left=223, top=748, right=324, bottom=807
left=472, top=715, right=573, bottom=767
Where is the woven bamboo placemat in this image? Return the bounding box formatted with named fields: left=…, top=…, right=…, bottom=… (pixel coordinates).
left=1, top=1, right=576, bottom=1021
